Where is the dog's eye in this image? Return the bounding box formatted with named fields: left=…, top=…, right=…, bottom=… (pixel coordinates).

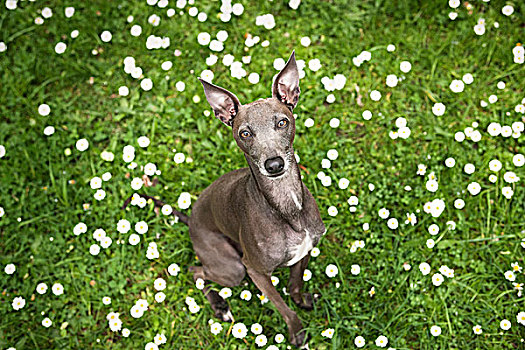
left=240, top=130, right=252, bottom=139
left=277, top=119, right=288, bottom=128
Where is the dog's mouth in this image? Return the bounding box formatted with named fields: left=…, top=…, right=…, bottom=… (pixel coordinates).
left=267, top=170, right=286, bottom=178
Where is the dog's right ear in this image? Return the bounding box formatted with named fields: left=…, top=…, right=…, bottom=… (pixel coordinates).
left=198, top=78, right=241, bottom=127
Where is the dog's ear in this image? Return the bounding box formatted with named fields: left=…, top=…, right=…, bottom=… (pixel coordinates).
left=272, top=51, right=300, bottom=111
left=198, top=78, right=241, bottom=127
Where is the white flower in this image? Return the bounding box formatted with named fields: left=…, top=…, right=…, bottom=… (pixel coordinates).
left=240, top=289, right=252, bottom=300
left=454, top=198, right=465, bottom=209
left=432, top=103, right=446, bottom=116
left=400, top=61, right=412, bottom=73
left=430, top=325, right=441, bottom=336
left=4, top=263, right=15, bottom=275
left=102, top=296, right=111, bottom=305
left=432, top=273, right=444, bottom=286
left=462, top=73, right=474, bottom=85
left=325, top=264, right=338, bottom=278
left=219, top=287, right=232, bottom=299
left=12, top=296, right=25, bottom=310
left=38, top=104, right=51, bottom=116
left=361, top=110, right=373, bottom=120
left=232, top=323, right=248, bottom=339
left=467, top=182, right=481, bottom=195
left=426, top=180, right=438, bottom=192
left=419, top=262, right=431, bottom=275
left=500, top=319, right=511, bottom=330
left=513, top=154, right=524, bottom=167
left=90, top=244, right=100, bottom=255
left=473, top=325, right=482, bottom=335
left=448, top=0, right=460, bottom=9
left=178, top=192, right=191, bottom=209
left=505, top=270, right=516, bottom=281
left=517, top=312, right=525, bottom=325
left=375, top=335, right=388, bottom=347
left=289, top=0, right=301, bottom=10
left=131, top=177, right=143, bottom=190
left=135, top=299, right=149, bottom=312
left=387, top=218, right=398, bottom=229
left=36, top=282, right=48, bottom=294
left=351, top=264, right=361, bottom=275
left=210, top=322, right=223, bottom=335
left=489, top=159, right=502, bottom=172
left=321, top=328, right=335, bottom=338
left=137, top=136, right=150, bottom=148
left=154, top=334, right=167, bottom=346
left=154, top=278, right=166, bottom=291
left=55, top=42, right=67, bottom=54
left=52, top=283, right=64, bottom=296
left=232, top=3, right=244, bottom=15
left=128, top=233, right=140, bottom=245
left=209, top=40, right=224, bottom=52
left=503, top=171, right=519, bottom=184
left=488, top=94, right=498, bottom=104
left=502, top=5, right=514, bottom=16
left=464, top=163, right=475, bottom=174
left=329, top=118, right=340, bottom=128
left=117, top=219, right=131, bottom=233
left=155, top=292, right=166, bottom=303
left=145, top=343, right=158, bottom=350
left=445, top=157, right=455, bottom=167
left=428, top=224, right=440, bottom=236
left=100, top=31, right=112, bottom=42
left=135, top=221, right=148, bottom=234
left=76, top=138, right=89, bottom=152
left=73, top=222, right=87, bottom=236
left=247, top=72, right=260, bottom=84
left=168, top=263, right=180, bottom=276
left=42, top=317, right=52, bottom=328
left=327, top=206, right=338, bottom=217
left=141, top=78, right=153, bottom=91
left=386, top=74, right=398, bottom=87
left=455, top=131, right=465, bottom=142
left=308, top=58, right=321, bottom=72
left=311, top=247, right=320, bottom=257
left=355, top=335, right=366, bottom=348
left=474, top=24, right=485, bottom=36
left=254, top=334, right=267, bottom=347
left=250, top=323, right=263, bottom=335
left=370, top=90, right=381, bottom=101
left=426, top=239, right=435, bottom=249
left=450, top=79, right=464, bottom=93
left=378, top=208, right=390, bottom=219
left=173, top=152, right=185, bottom=164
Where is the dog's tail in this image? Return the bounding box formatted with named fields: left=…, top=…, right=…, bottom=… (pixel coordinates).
left=122, top=193, right=189, bottom=226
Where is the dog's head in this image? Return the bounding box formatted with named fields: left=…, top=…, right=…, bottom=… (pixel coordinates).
left=199, top=51, right=300, bottom=178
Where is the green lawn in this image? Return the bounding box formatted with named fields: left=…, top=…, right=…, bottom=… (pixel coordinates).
left=1, top=0, right=524, bottom=349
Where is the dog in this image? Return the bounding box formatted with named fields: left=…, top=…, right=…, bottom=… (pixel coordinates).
left=134, top=52, right=325, bottom=347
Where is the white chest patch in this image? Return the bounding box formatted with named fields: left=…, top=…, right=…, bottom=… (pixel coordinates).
left=285, top=229, right=313, bottom=266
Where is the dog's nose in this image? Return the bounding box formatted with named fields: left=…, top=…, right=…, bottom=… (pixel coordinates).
left=264, top=157, right=285, bottom=174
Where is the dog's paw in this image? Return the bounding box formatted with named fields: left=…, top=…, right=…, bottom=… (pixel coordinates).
left=292, top=292, right=314, bottom=311
left=290, top=329, right=308, bottom=348
left=210, top=296, right=233, bottom=322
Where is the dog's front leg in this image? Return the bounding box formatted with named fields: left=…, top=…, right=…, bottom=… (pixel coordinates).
left=246, top=266, right=306, bottom=347
left=288, top=254, right=313, bottom=310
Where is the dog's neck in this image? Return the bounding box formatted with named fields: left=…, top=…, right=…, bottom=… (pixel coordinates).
left=245, top=153, right=304, bottom=231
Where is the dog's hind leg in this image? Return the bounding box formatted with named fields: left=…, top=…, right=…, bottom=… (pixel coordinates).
left=188, top=266, right=233, bottom=322
left=189, top=226, right=246, bottom=322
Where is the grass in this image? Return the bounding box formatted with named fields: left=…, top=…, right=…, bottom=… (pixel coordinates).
left=1, top=0, right=524, bottom=349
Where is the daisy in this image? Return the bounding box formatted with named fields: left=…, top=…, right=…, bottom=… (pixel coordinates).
left=232, top=323, right=248, bottom=339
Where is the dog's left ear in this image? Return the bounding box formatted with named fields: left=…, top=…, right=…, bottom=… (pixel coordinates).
left=272, top=51, right=300, bottom=111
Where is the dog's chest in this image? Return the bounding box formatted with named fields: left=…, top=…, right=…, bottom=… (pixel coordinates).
left=284, top=229, right=313, bottom=266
